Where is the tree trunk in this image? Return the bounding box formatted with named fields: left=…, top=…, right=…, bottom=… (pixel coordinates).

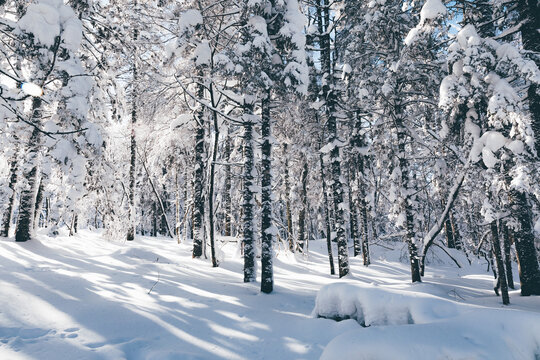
left=175, top=169, right=181, bottom=243
left=192, top=76, right=206, bottom=258
left=356, top=141, right=371, bottom=266
left=224, top=128, right=232, bottom=237
left=260, top=93, right=274, bottom=293
left=491, top=221, right=510, bottom=305
left=242, top=108, right=256, bottom=283
left=360, top=195, right=371, bottom=266
left=395, top=113, right=421, bottom=283
left=1, top=156, right=18, bottom=237
left=450, top=213, right=462, bottom=250
left=349, top=164, right=360, bottom=257
left=15, top=98, right=42, bottom=242
left=297, top=160, right=308, bottom=252
left=501, top=223, right=515, bottom=290
left=283, top=144, right=294, bottom=251
left=320, top=152, right=335, bottom=275
left=444, top=217, right=456, bottom=248
left=207, top=83, right=219, bottom=268
left=33, top=178, right=44, bottom=229
left=140, top=156, right=174, bottom=238
left=518, top=0, right=540, bottom=155
left=510, top=189, right=540, bottom=296
left=126, top=28, right=138, bottom=242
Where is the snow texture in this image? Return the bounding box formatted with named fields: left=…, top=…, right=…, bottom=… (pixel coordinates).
left=0, top=232, right=538, bottom=359
left=17, top=0, right=82, bottom=51
left=316, top=283, right=540, bottom=359
left=420, top=0, right=446, bottom=23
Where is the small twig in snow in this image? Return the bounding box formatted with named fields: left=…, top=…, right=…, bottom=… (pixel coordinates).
left=148, top=270, right=161, bottom=295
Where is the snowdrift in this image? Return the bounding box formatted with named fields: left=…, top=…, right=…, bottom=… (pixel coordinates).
left=314, top=283, right=540, bottom=359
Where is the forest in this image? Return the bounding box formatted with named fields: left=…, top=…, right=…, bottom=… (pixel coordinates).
left=0, top=0, right=539, bottom=358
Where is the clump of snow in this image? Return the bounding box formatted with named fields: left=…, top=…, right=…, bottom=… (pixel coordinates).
left=405, top=0, right=446, bottom=45
left=456, top=25, right=480, bottom=49
left=313, top=283, right=459, bottom=327
left=316, top=283, right=540, bottom=360
left=20, top=82, right=43, bottom=97
left=193, top=41, right=211, bottom=66
left=178, top=9, right=203, bottom=34
left=481, top=147, right=498, bottom=168
left=321, top=308, right=540, bottom=360
left=481, top=131, right=507, bottom=152
left=17, top=0, right=82, bottom=51
left=404, top=27, right=420, bottom=46
left=17, top=1, right=60, bottom=48
left=420, top=0, right=446, bottom=23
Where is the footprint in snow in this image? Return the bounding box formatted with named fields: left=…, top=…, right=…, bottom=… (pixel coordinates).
left=60, top=327, right=80, bottom=339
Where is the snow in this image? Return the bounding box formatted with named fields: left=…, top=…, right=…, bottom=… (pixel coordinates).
left=481, top=131, right=507, bottom=152
left=313, top=282, right=459, bottom=326
left=315, top=276, right=540, bottom=360
left=170, top=114, right=193, bottom=131
left=506, top=140, right=524, bottom=155
left=20, top=82, right=43, bottom=97
left=420, top=0, right=446, bottom=23
left=178, top=9, right=203, bottom=34
left=481, top=147, right=498, bottom=168
left=405, top=0, right=446, bottom=45
left=193, top=41, right=211, bottom=66
left=16, top=0, right=82, bottom=51
left=17, top=1, right=60, bottom=48
left=0, top=231, right=538, bottom=359
left=321, top=308, right=540, bottom=360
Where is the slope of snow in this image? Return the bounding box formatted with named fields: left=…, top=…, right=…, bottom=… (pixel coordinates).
left=316, top=283, right=540, bottom=359
left=0, top=231, right=538, bottom=359
left=321, top=308, right=540, bottom=360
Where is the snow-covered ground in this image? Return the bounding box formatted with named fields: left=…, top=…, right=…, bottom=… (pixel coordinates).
left=0, top=230, right=538, bottom=359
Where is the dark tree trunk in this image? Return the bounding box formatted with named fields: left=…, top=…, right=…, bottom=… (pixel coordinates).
left=208, top=84, right=219, bottom=268
left=242, top=108, right=256, bottom=283
left=356, top=136, right=371, bottom=266
left=224, top=129, right=232, bottom=237
left=322, top=0, right=349, bottom=277
left=510, top=190, right=540, bottom=296
left=1, top=156, right=18, bottom=237
left=33, top=178, right=44, bottom=229
left=517, top=0, right=540, bottom=155
left=501, top=223, right=515, bottom=290
left=348, top=165, right=360, bottom=257
left=297, top=161, right=308, bottom=252
left=395, top=113, right=421, bottom=283
left=260, top=93, right=273, bottom=293
left=152, top=202, right=157, bottom=237
left=192, top=77, right=206, bottom=258
left=160, top=183, right=169, bottom=236
left=444, top=217, right=456, bottom=249
left=283, top=144, right=294, bottom=251
left=15, top=98, right=42, bottom=242
left=360, top=202, right=370, bottom=266
left=175, top=169, right=181, bottom=243
left=320, top=153, right=335, bottom=275
left=126, top=28, right=138, bottom=242
left=491, top=221, right=510, bottom=305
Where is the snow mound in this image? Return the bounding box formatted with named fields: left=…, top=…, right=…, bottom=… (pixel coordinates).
left=321, top=308, right=540, bottom=360
left=312, top=283, right=459, bottom=327
left=316, top=283, right=540, bottom=360
left=117, top=247, right=172, bottom=263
